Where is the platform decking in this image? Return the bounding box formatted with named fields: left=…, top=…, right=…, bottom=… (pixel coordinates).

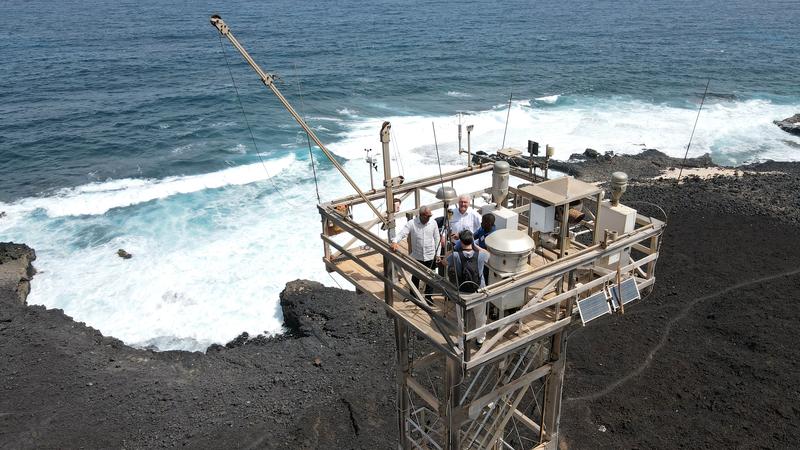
left=326, top=238, right=580, bottom=366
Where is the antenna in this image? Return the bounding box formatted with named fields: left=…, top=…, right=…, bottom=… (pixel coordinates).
left=677, top=79, right=711, bottom=182
left=364, top=148, right=378, bottom=191
left=467, top=124, right=474, bottom=167
left=457, top=113, right=463, bottom=154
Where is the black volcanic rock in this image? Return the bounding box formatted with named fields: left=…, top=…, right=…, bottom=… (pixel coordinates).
left=0, top=269, right=396, bottom=448
left=774, top=113, right=800, bottom=136
left=0, top=242, right=36, bottom=306
left=550, top=149, right=715, bottom=182
left=584, top=148, right=601, bottom=159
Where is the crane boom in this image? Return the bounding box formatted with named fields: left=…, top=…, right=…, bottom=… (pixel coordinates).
left=210, top=15, right=388, bottom=226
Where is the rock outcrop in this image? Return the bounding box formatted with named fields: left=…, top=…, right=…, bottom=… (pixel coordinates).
left=774, top=114, right=800, bottom=136
left=0, top=242, right=36, bottom=305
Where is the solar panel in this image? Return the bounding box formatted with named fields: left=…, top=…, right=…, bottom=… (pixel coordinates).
left=577, top=291, right=611, bottom=325
left=610, top=278, right=641, bottom=309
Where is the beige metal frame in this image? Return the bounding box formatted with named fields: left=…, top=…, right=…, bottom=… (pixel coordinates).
left=320, top=163, right=664, bottom=449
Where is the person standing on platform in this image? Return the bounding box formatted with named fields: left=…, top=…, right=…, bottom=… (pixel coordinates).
left=448, top=194, right=481, bottom=244
left=391, top=206, right=440, bottom=305
left=456, top=213, right=496, bottom=251
left=445, top=230, right=490, bottom=345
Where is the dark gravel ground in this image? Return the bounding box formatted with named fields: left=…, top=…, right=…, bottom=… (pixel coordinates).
left=560, top=176, right=800, bottom=449
left=0, top=277, right=397, bottom=449
left=2, top=151, right=800, bottom=449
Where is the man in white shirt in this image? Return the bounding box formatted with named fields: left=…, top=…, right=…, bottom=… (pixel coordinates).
left=448, top=194, right=481, bottom=243
left=391, top=206, right=440, bottom=304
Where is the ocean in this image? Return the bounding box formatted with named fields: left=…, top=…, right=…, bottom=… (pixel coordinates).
left=2, top=0, right=798, bottom=351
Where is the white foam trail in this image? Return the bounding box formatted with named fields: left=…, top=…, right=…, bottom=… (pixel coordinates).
left=446, top=91, right=472, bottom=98
left=535, top=94, right=560, bottom=104
left=1, top=156, right=294, bottom=218
left=337, top=108, right=359, bottom=117
left=307, top=115, right=344, bottom=123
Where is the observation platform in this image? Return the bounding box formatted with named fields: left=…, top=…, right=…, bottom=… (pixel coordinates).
left=327, top=239, right=572, bottom=368
left=319, top=163, right=664, bottom=370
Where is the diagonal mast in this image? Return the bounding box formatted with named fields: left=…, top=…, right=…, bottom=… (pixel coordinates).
left=210, top=15, right=388, bottom=226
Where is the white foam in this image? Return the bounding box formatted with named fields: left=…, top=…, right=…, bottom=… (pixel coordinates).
left=446, top=91, right=472, bottom=98
left=224, top=143, right=247, bottom=154
left=2, top=156, right=326, bottom=352
left=327, top=98, right=800, bottom=164
left=535, top=95, right=560, bottom=104
left=171, top=144, right=193, bottom=154
left=1, top=156, right=295, bottom=218
left=0, top=132, right=457, bottom=352
left=337, top=107, right=359, bottom=117
left=307, top=115, right=344, bottom=123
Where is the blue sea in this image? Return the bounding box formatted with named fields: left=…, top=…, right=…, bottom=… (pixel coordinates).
left=2, top=0, right=798, bottom=351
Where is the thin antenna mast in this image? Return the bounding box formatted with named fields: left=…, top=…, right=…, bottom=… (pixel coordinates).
left=432, top=122, right=452, bottom=262
left=210, top=15, right=388, bottom=226
left=677, top=79, right=711, bottom=182
left=457, top=113, right=463, bottom=155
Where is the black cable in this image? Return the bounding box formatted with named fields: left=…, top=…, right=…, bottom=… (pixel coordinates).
left=501, top=92, right=513, bottom=150
left=293, top=64, right=322, bottom=203
left=218, top=36, right=301, bottom=208
left=677, top=79, right=711, bottom=182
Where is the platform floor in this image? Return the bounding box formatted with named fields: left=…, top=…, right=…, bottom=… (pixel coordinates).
left=327, top=239, right=576, bottom=363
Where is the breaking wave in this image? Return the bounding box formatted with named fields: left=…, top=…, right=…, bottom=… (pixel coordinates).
left=1, top=156, right=295, bottom=218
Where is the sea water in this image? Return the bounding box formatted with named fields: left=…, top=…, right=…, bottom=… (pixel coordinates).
left=2, top=0, right=798, bottom=351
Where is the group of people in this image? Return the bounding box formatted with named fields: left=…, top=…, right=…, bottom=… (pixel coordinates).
left=390, top=194, right=496, bottom=344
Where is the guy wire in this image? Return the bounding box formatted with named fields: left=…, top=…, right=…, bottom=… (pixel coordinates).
left=432, top=122, right=445, bottom=185
left=218, top=36, right=302, bottom=208
left=327, top=271, right=344, bottom=290
left=677, top=79, right=711, bottom=182
left=293, top=62, right=322, bottom=203
left=432, top=122, right=459, bottom=290
left=501, top=92, right=513, bottom=150
left=391, top=130, right=405, bottom=176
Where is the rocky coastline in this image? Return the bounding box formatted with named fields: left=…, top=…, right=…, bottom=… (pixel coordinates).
left=774, top=113, right=800, bottom=136
left=3, top=150, right=800, bottom=448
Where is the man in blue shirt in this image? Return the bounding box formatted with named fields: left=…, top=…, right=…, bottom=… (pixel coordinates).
left=455, top=213, right=496, bottom=251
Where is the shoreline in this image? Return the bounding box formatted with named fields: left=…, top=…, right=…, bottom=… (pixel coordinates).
left=2, top=149, right=800, bottom=448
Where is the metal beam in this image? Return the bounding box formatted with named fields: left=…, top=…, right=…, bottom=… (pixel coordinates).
left=210, top=15, right=388, bottom=225
left=320, top=206, right=463, bottom=301
left=323, top=163, right=496, bottom=206
left=466, top=319, right=570, bottom=370
left=466, top=364, right=552, bottom=420
left=464, top=252, right=659, bottom=340
left=407, top=376, right=440, bottom=412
